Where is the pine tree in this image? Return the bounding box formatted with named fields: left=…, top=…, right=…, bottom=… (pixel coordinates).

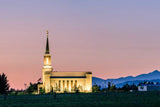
left=0, top=73, right=10, bottom=94
left=108, top=82, right=111, bottom=90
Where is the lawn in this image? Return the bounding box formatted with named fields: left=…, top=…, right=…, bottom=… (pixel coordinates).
left=0, top=92, right=160, bottom=107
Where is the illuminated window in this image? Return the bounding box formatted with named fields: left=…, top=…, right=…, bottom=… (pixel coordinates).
left=46, top=58, right=49, bottom=64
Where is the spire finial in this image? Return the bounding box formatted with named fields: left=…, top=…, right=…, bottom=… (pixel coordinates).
left=46, top=30, right=49, bottom=38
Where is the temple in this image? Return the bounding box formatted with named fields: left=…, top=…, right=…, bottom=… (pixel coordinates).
left=38, top=31, right=92, bottom=93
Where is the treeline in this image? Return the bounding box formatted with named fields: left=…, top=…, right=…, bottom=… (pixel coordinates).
left=93, top=80, right=160, bottom=92
left=0, top=73, right=42, bottom=95
left=138, top=81, right=160, bottom=85
left=92, top=82, right=138, bottom=92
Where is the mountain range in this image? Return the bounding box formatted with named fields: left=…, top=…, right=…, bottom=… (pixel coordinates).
left=92, top=70, right=160, bottom=88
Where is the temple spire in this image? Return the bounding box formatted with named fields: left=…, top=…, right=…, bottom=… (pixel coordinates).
left=45, top=30, right=50, bottom=54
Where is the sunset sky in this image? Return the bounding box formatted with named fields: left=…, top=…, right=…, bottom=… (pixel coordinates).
left=1, top=0, right=160, bottom=89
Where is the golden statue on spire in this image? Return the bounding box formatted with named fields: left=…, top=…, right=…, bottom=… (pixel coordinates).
left=46, top=30, right=49, bottom=38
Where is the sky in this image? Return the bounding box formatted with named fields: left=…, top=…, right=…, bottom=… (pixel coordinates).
left=1, top=0, right=160, bottom=89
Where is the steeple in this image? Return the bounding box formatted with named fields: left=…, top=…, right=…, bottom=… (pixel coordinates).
left=45, top=30, right=50, bottom=54
left=43, top=30, right=52, bottom=67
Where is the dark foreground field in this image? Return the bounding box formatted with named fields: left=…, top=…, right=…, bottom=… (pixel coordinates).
left=0, top=92, right=160, bottom=107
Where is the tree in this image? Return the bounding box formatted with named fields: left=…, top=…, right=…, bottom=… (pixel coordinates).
left=26, top=82, right=38, bottom=94
left=26, top=77, right=42, bottom=94
left=130, top=83, right=138, bottom=90
left=109, top=85, right=116, bottom=91
left=39, top=88, right=45, bottom=94
left=24, top=83, right=27, bottom=90
left=0, top=73, right=10, bottom=94
left=37, top=78, right=42, bottom=84
left=121, top=83, right=138, bottom=91
left=92, top=84, right=100, bottom=92
left=122, top=83, right=130, bottom=91
left=108, top=82, right=111, bottom=90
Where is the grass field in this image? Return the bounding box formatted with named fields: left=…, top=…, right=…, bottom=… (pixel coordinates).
left=0, top=92, right=160, bottom=107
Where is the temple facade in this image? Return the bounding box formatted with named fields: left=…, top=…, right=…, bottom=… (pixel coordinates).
left=38, top=31, right=92, bottom=93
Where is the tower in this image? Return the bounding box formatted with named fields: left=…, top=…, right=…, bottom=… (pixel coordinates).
left=43, top=30, right=52, bottom=93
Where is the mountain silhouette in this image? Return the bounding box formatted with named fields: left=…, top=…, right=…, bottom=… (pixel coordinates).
left=92, top=70, right=160, bottom=88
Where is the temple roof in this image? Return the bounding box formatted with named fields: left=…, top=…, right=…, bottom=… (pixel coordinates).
left=50, top=76, right=86, bottom=78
